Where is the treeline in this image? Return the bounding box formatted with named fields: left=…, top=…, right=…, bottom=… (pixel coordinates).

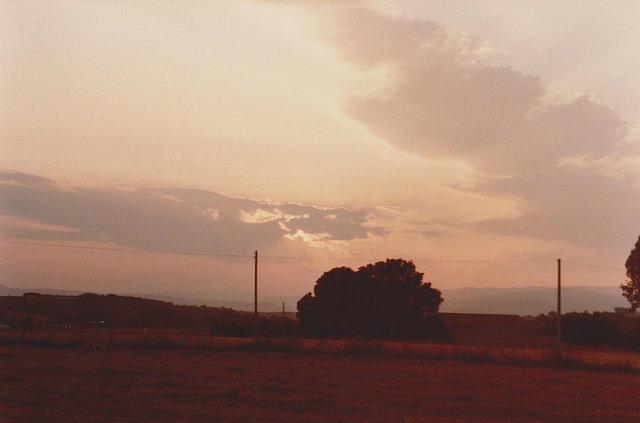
left=0, top=293, right=300, bottom=337
left=532, top=311, right=640, bottom=349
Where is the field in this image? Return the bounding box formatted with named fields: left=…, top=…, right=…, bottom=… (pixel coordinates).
left=2, top=343, right=640, bottom=422
left=2, top=328, right=639, bottom=370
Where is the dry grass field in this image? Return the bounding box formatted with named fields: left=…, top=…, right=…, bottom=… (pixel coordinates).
left=2, top=328, right=639, bottom=371
left=2, top=344, right=639, bottom=423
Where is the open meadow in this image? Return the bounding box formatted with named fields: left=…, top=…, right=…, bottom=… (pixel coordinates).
left=2, top=343, right=639, bottom=423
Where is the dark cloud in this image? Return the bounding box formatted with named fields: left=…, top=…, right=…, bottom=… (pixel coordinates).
left=470, top=166, right=640, bottom=250
left=0, top=170, right=55, bottom=187
left=0, top=172, right=379, bottom=255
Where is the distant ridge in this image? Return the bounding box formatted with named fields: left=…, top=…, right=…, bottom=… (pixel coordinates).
left=1, top=283, right=629, bottom=316
left=440, top=286, right=628, bottom=315
left=0, top=283, right=296, bottom=313
left=0, top=283, right=83, bottom=297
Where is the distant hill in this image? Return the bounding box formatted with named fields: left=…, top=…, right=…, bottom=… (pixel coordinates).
left=146, top=285, right=629, bottom=315
left=0, top=292, right=298, bottom=337
left=2, top=283, right=629, bottom=316
left=139, top=291, right=300, bottom=313
left=0, top=283, right=298, bottom=313
left=440, top=286, right=628, bottom=316
left=0, top=283, right=83, bottom=297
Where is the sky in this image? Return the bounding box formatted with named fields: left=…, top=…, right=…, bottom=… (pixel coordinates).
left=1, top=0, right=639, bottom=302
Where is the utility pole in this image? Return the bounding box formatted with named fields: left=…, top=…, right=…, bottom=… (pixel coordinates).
left=254, top=250, right=259, bottom=337
left=282, top=302, right=285, bottom=338
left=557, top=258, right=562, bottom=355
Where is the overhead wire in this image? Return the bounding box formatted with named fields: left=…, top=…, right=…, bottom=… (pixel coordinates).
left=0, top=240, right=552, bottom=263
left=562, top=260, right=625, bottom=272
left=0, top=239, right=253, bottom=259
left=0, top=239, right=623, bottom=270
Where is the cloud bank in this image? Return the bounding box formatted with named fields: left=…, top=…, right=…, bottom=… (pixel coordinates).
left=0, top=171, right=380, bottom=256
left=324, top=5, right=640, bottom=251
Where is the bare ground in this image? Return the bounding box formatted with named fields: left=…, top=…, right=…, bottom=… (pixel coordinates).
left=2, top=345, right=639, bottom=422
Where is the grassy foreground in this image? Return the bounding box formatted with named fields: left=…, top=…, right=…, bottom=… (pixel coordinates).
left=2, top=345, right=640, bottom=423
left=2, top=328, right=639, bottom=372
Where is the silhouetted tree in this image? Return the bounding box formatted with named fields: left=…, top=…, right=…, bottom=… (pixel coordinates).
left=621, top=235, right=640, bottom=311
left=297, top=259, right=445, bottom=339
left=297, top=267, right=359, bottom=337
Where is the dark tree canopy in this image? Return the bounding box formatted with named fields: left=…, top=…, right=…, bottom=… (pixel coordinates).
left=297, top=259, right=446, bottom=339
left=621, top=235, right=640, bottom=311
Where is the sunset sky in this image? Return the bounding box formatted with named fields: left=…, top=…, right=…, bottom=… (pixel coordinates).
left=1, top=1, right=639, bottom=302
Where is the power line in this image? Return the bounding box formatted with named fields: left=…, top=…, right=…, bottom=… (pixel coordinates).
left=0, top=239, right=626, bottom=270
left=0, top=239, right=253, bottom=259
left=563, top=260, right=625, bottom=271
left=1, top=239, right=140, bottom=252
left=259, top=254, right=554, bottom=263
left=1, top=240, right=545, bottom=263
left=259, top=255, right=351, bottom=261
left=412, top=259, right=553, bottom=264
left=249, top=255, right=554, bottom=264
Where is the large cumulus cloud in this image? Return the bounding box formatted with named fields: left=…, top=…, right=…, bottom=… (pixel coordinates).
left=324, top=4, right=640, bottom=251
left=329, top=6, right=634, bottom=172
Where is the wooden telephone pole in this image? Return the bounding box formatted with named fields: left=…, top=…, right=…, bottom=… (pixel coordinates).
left=254, top=250, right=258, bottom=337
left=282, top=302, right=286, bottom=338
left=557, top=258, right=562, bottom=354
